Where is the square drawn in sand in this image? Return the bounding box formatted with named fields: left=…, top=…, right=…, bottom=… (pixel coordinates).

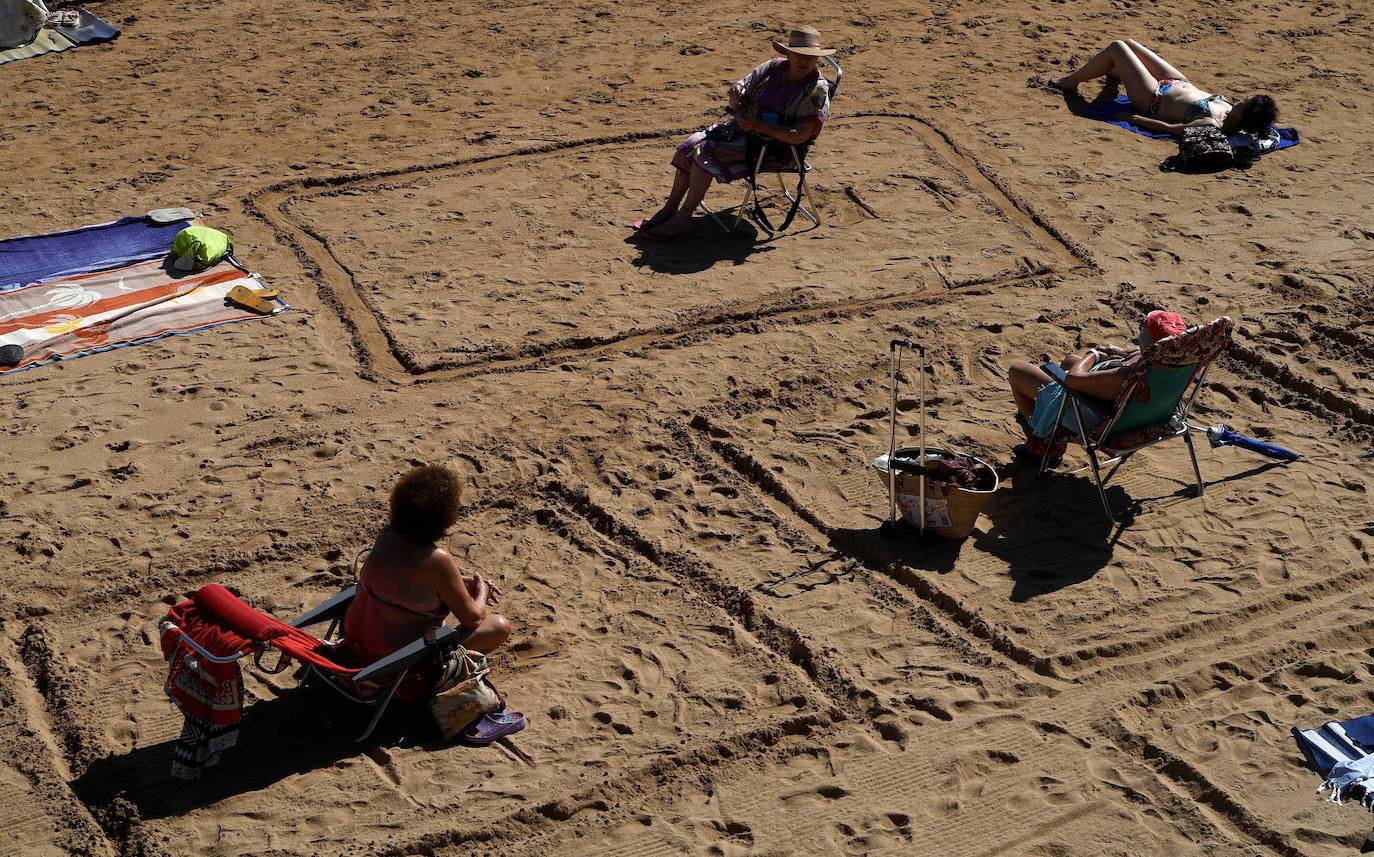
left=1113, top=620, right=1374, bottom=855
left=704, top=389, right=1373, bottom=679
left=50, top=508, right=820, bottom=855
left=289, top=116, right=1062, bottom=371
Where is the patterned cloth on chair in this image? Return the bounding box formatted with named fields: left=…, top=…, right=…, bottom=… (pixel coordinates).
left=161, top=596, right=249, bottom=779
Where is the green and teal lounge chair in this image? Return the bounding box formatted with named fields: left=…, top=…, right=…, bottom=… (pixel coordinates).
left=1038, top=316, right=1235, bottom=523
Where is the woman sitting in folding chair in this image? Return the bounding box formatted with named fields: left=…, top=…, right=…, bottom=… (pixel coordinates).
left=1007, top=310, right=1188, bottom=467
left=342, top=465, right=511, bottom=665
left=633, top=25, right=834, bottom=240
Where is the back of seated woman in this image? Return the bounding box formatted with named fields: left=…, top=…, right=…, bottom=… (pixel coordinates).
left=342, top=465, right=511, bottom=665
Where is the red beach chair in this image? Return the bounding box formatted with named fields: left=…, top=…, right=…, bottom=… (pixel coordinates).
left=160, top=583, right=462, bottom=744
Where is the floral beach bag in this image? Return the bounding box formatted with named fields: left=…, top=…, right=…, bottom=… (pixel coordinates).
left=429, top=647, right=502, bottom=740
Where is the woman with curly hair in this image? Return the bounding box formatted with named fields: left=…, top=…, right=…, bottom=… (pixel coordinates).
left=342, top=465, right=510, bottom=664
left=1051, top=39, right=1277, bottom=137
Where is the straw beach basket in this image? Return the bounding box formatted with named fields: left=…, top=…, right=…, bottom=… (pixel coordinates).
left=872, top=448, right=999, bottom=540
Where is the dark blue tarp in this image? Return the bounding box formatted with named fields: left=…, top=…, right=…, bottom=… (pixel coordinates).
left=0, top=215, right=189, bottom=292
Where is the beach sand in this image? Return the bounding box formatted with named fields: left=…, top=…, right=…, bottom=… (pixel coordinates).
left=2, top=0, right=1372, bottom=854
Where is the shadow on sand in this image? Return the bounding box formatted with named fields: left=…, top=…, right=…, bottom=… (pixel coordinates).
left=627, top=192, right=825, bottom=275
left=825, top=454, right=1288, bottom=603
left=976, top=457, right=1291, bottom=601
left=973, top=463, right=1126, bottom=602
left=627, top=213, right=774, bottom=274
left=69, top=686, right=447, bottom=822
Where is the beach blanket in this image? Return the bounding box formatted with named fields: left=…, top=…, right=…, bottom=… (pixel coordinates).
left=0, top=214, right=192, bottom=293
left=1293, top=714, right=1374, bottom=808
left=0, top=0, right=45, bottom=49
left=0, top=258, right=288, bottom=373
left=0, top=6, right=119, bottom=66
left=1080, top=95, right=1300, bottom=155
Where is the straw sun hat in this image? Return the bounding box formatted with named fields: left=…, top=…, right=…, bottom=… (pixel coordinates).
left=772, top=25, right=836, bottom=57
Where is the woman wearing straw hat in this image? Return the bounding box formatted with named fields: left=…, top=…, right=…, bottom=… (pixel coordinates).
left=633, top=26, right=834, bottom=241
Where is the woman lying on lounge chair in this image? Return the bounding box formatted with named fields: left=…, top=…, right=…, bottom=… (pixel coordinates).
left=632, top=25, right=834, bottom=240
left=342, top=465, right=511, bottom=665
left=1007, top=310, right=1187, bottom=466
left=1050, top=39, right=1277, bottom=137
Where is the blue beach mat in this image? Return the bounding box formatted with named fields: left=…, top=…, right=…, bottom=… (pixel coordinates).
left=1081, top=94, right=1300, bottom=152
left=64, top=6, right=119, bottom=45
left=0, top=6, right=119, bottom=66
left=0, top=213, right=191, bottom=293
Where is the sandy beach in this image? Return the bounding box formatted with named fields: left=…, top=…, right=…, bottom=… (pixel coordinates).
left=2, top=0, right=1373, bottom=853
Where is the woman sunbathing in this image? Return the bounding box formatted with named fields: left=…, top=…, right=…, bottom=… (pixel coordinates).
left=633, top=26, right=834, bottom=240
left=342, top=465, right=511, bottom=664
left=1050, top=39, right=1277, bottom=137
left=1007, top=311, right=1188, bottom=465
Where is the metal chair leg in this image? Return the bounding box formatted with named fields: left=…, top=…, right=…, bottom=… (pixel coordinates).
left=1085, top=446, right=1117, bottom=525
left=779, top=149, right=820, bottom=227
left=1069, top=397, right=1117, bottom=524
left=304, top=663, right=410, bottom=743
left=356, top=667, right=407, bottom=743
left=697, top=199, right=733, bottom=233
left=1183, top=428, right=1205, bottom=496
left=1102, top=452, right=1133, bottom=485
left=699, top=145, right=818, bottom=236
left=1038, top=391, right=1070, bottom=477
left=734, top=146, right=770, bottom=235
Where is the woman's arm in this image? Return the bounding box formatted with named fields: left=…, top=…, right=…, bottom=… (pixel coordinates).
left=1114, top=112, right=1186, bottom=136
left=1100, top=343, right=1140, bottom=358
left=434, top=549, right=487, bottom=629
left=737, top=116, right=819, bottom=145
left=1064, top=354, right=1133, bottom=400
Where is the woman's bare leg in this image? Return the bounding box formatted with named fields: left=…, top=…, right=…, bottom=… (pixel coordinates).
left=463, top=613, right=512, bottom=654
left=1052, top=40, right=1159, bottom=111
left=643, top=169, right=691, bottom=230
left=1122, top=39, right=1187, bottom=83
left=1009, top=360, right=1053, bottom=419
left=647, top=164, right=713, bottom=238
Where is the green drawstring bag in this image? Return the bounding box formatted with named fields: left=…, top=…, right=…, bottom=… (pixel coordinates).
left=170, top=226, right=232, bottom=272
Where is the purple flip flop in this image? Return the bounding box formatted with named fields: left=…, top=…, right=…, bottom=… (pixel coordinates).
left=462, top=712, right=528, bottom=746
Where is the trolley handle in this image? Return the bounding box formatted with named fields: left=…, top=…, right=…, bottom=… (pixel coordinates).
left=889, top=338, right=925, bottom=354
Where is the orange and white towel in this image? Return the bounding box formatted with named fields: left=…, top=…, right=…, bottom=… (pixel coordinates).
left=0, top=258, right=287, bottom=373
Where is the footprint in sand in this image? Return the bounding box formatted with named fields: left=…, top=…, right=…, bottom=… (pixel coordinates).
left=593, top=710, right=634, bottom=735
left=828, top=812, right=914, bottom=856
left=779, top=783, right=850, bottom=808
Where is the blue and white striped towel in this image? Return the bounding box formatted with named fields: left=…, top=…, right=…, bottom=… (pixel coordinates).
left=1293, top=715, right=1374, bottom=808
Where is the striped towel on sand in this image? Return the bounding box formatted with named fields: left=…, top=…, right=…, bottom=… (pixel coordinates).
left=1293, top=714, right=1374, bottom=808
left=0, top=258, right=288, bottom=373
left=0, top=6, right=120, bottom=66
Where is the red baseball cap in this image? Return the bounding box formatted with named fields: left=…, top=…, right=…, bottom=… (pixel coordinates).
left=1139, top=310, right=1188, bottom=346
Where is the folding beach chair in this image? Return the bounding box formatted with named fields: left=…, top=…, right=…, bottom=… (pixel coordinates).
left=1036, top=316, right=1235, bottom=524
left=160, top=583, right=461, bottom=743
left=700, top=55, right=843, bottom=238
